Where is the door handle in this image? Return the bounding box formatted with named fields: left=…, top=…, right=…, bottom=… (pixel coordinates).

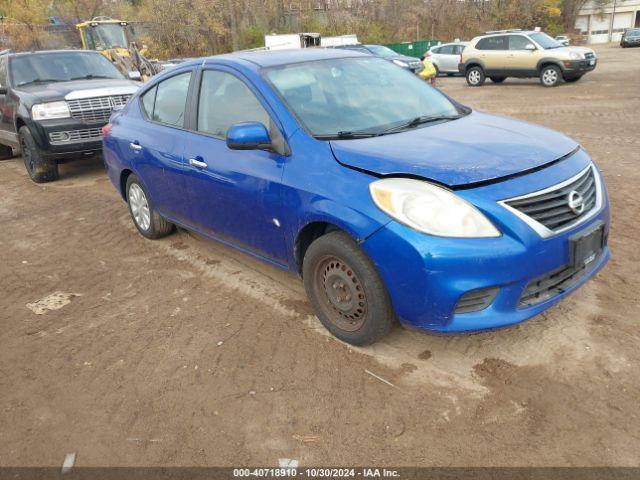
left=189, top=158, right=208, bottom=169
left=129, top=142, right=142, bottom=152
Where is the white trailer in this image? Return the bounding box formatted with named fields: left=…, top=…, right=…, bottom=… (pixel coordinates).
left=264, top=33, right=321, bottom=50
left=320, top=34, right=359, bottom=47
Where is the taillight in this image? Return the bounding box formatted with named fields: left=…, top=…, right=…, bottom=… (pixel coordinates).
left=101, top=123, right=113, bottom=137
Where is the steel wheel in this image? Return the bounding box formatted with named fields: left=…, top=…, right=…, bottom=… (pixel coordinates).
left=128, top=183, right=151, bottom=231
left=313, top=255, right=368, bottom=332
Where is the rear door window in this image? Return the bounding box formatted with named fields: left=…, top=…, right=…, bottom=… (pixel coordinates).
left=439, top=45, right=455, bottom=55
left=477, top=36, right=507, bottom=50
left=144, top=71, right=192, bottom=127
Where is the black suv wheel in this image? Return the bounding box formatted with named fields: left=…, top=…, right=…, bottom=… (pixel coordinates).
left=19, top=126, right=59, bottom=183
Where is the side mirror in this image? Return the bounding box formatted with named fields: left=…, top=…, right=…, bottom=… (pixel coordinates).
left=0, top=86, right=7, bottom=95
left=226, top=122, right=272, bottom=151
left=525, top=43, right=536, bottom=51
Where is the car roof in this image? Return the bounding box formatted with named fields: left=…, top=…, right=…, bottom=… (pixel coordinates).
left=3, top=49, right=103, bottom=58
left=183, top=48, right=368, bottom=69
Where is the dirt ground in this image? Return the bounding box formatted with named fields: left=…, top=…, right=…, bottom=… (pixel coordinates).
left=1, top=43, right=639, bottom=468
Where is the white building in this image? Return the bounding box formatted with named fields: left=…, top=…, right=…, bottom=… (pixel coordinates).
left=575, top=0, right=640, bottom=43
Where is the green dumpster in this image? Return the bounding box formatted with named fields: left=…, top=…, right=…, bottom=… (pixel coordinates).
left=385, top=39, right=440, bottom=59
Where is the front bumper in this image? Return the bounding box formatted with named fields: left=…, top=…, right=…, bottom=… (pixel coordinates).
left=26, top=118, right=104, bottom=160
left=361, top=149, right=610, bottom=333
left=562, top=58, right=597, bottom=74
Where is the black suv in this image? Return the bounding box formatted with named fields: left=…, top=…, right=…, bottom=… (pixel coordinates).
left=331, top=44, right=424, bottom=74
left=0, top=49, right=139, bottom=182
left=621, top=28, right=640, bottom=48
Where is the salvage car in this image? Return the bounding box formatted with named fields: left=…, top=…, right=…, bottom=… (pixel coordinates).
left=0, top=49, right=139, bottom=182
left=103, top=49, right=610, bottom=345
left=331, top=44, right=424, bottom=74
left=459, top=29, right=597, bottom=87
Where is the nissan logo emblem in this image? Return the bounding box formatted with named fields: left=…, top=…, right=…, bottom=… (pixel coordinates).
left=567, top=190, right=585, bottom=215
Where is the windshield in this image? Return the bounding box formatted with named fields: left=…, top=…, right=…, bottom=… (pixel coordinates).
left=87, top=24, right=128, bottom=50
left=626, top=28, right=640, bottom=36
left=366, top=45, right=398, bottom=58
left=10, top=52, right=124, bottom=87
left=264, top=57, right=462, bottom=138
left=529, top=32, right=563, bottom=49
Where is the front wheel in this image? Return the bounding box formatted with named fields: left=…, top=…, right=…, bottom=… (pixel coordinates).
left=126, top=174, right=174, bottom=239
left=303, top=231, right=396, bottom=346
left=466, top=66, right=485, bottom=87
left=19, top=126, right=58, bottom=183
left=540, top=65, right=562, bottom=87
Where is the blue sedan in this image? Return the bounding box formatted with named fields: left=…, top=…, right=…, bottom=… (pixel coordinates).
left=102, top=48, right=610, bottom=345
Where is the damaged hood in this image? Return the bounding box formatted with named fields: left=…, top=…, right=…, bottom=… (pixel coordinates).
left=329, top=111, right=579, bottom=187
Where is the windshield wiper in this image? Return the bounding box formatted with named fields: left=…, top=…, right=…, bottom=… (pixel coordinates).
left=315, top=131, right=382, bottom=140
left=17, top=78, right=61, bottom=86
left=70, top=74, right=114, bottom=80
left=380, top=114, right=462, bottom=134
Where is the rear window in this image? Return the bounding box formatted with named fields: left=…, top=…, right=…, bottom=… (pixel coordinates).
left=476, top=36, right=507, bottom=50
left=141, top=72, right=191, bottom=127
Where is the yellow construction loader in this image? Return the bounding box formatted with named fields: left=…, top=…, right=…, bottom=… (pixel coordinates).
left=76, top=17, right=157, bottom=81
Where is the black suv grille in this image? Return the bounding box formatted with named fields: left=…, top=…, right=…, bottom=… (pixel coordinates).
left=504, top=166, right=598, bottom=233
left=67, top=95, right=132, bottom=123
left=519, top=253, right=601, bottom=307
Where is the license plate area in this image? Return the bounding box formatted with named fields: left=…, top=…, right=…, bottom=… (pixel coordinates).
left=569, top=221, right=605, bottom=268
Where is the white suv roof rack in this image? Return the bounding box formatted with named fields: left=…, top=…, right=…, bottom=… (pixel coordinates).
left=483, top=29, right=524, bottom=35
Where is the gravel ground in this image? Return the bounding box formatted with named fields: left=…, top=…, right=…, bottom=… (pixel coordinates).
left=0, top=43, right=639, bottom=468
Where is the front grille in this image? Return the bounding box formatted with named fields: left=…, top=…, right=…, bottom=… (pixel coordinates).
left=518, top=253, right=602, bottom=307
left=454, top=287, right=499, bottom=314
left=67, top=95, right=131, bottom=123
left=503, top=165, right=598, bottom=234
left=49, top=128, right=102, bottom=144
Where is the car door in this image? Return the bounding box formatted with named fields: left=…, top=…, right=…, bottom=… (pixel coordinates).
left=437, top=45, right=456, bottom=72
left=0, top=56, right=16, bottom=148
left=181, top=67, right=288, bottom=264
left=475, top=36, right=508, bottom=75
left=507, top=35, right=538, bottom=75
left=129, top=70, right=194, bottom=225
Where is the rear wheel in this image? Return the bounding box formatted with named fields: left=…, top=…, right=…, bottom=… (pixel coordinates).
left=19, top=126, right=58, bottom=183
left=540, top=65, right=562, bottom=87
left=126, top=174, right=174, bottom=239
left=466, top=66, right=485, bottom=87
left=490, top=76, right=506, bottom=83
left=0, top=144, right=13, bottom=160
left=302, top=231, right=396, bottom=346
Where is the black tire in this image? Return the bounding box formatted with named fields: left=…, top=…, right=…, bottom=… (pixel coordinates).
left=125, top=174, right=174, bottom=239
left=302, top=231, right=396, bottom=346
left=540, top=64, right=562, bottom=87
left=564, top=75, right=583, bottom=83
left=466, top=66, right=485, bottom=87
left=490, top=76, right=506, bottom=83
left=0, top=144, right=13, bottom=160
left=19, top=126, right=58, bottom=183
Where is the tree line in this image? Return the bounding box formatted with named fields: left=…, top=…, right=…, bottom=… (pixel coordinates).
left=1, top=0, right=590, bottom=58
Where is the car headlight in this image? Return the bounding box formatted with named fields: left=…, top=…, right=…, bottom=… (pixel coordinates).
left=31, top=101, right=71, bottom=120
left=569, top=52, right=582, bottom=60
left=392, top=59, right=409, bottom=68
left=370, top=178, right=500, bottom=238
